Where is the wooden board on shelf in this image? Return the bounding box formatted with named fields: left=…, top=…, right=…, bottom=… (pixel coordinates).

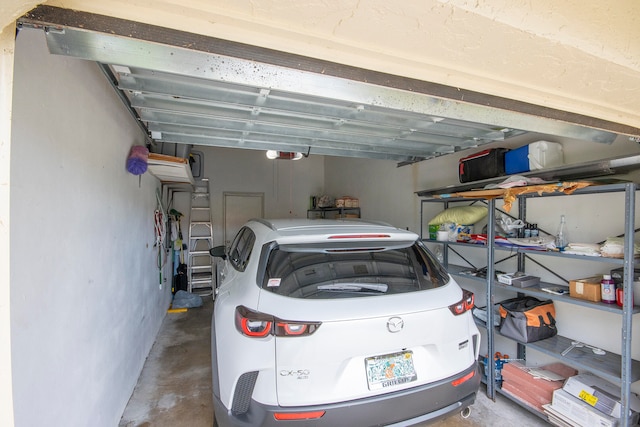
left=432, top=182, right=594, bottom=212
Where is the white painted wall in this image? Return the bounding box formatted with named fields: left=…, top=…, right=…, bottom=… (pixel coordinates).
left=0, top=22, right=16, bottom=427
left=189, top=146, right=324, bottom=245
left=10, top=28, right=171, bottom=426
left=324, top=156, right=418, bottom=231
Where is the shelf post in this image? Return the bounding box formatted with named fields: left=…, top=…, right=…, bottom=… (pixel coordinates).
left=621, top=182, right=636, bottom=426
left=486, top=198, right=497, bottom=399
left=516, top=196, right=527, bottom=361
left=420, top=200, right=425, bottom=240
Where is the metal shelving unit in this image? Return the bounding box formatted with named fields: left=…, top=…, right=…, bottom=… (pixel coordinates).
left=307, top=207, right=361, bottom=219
left=419, top=182, right=639, bottom=426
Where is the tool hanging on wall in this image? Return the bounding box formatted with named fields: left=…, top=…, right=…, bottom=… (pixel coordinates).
left=154, top=190, right=167, bottom=285
left=169, top=208, right=186, bottom=263
left=169, top=208, right=189, bottom=294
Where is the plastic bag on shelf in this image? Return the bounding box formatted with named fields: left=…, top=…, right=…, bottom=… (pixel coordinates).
left=495, top=213, right=524, bottom=237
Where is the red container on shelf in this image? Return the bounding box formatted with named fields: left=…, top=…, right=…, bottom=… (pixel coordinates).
left=616, top=287, right=633, bottom=307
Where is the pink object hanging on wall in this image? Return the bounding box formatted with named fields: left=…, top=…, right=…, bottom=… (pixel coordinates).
left=126, top=145, right=149, bottom=175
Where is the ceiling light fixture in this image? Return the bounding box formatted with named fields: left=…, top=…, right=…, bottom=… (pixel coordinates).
left=266, top=150, right=304, bottom=160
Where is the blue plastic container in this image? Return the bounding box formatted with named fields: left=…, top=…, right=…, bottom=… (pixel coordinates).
left=505, top=145, right=530, bottom=174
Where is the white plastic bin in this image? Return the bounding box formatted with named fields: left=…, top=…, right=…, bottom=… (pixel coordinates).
left=528, top=141, right=563, bottom=170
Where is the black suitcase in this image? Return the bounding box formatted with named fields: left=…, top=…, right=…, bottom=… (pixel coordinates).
left=458, top=148, right=508, bottom=183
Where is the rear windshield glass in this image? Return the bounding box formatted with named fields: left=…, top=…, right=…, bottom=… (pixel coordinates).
left=260, top=241, right=449, bottom=299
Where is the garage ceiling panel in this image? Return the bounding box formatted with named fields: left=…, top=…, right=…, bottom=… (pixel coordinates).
left=110, top=64, right=528, bottom=162
left=18, top=6, right=629, bottom=165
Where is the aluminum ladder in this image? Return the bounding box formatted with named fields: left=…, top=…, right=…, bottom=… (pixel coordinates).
left=187, top=178, right=214, bottom=296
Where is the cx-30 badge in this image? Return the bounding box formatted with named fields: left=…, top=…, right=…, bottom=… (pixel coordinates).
left=387, top=317, right=404, bottom=333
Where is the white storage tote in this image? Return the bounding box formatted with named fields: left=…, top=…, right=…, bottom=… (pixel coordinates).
left=528, top=141, right=563, bottom=170
left=505, top=141, right=563, bottom=174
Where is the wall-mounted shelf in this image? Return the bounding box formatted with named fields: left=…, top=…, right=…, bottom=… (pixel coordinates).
left=416, top=154, right=640, bottom=198
left=147, top=153, right=195, bottom=186
left=307, top=207, right=360, bottom=219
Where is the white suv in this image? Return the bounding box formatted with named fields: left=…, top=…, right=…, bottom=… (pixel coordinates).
left=210, top=219, right=480, bottom=427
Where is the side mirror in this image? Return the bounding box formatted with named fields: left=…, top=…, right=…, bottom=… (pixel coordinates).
left=209, top=245, right=227, bottom=260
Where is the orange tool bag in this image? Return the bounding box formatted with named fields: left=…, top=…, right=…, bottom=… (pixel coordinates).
left=499, top=297, right=557, bottom=343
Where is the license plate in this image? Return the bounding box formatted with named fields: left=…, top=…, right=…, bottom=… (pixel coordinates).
left=365, top=350, right=417, bottom=390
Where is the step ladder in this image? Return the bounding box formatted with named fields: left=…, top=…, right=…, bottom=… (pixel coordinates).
left=187, top=178, right=214, bottom=296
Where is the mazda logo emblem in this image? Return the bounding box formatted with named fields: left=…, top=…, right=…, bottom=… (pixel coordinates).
left=387, top=317, right=404, bottom=333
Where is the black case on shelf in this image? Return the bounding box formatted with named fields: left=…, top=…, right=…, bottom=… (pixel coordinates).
left=458, top=148, right=508, bottom=183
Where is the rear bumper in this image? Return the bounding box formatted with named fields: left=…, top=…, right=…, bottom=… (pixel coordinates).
left=214, top=363, right=480, bottom=427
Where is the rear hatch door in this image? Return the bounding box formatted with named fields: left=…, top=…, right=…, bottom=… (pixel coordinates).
left=262, top=286, right=477, bottom=406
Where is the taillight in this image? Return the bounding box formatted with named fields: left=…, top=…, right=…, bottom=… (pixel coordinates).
left=274, top=411, right=325, bottom=420
left=451, top=369, right=476, bottom=387
left=275, top=321, right=321, bottom=336
left=235, top=306, right=321, bottom=337
left=236, top=307, right=272, bottom=337
left=449, top=289, right=474, bottom=315
left=327, top=234, right=390, bottom=239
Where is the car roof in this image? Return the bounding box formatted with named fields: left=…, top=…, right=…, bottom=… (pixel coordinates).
left=249, top=218, right=418, bottom=242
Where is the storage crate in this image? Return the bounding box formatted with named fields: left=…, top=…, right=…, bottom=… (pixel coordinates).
left=505, top=141, right=563, bottom=174
left=458, top=148, right=508, bottom=183
left=336, top=196, right=359, bottom=208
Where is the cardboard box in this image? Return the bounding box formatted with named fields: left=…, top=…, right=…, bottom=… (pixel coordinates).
left=501, top=361, right=577, bottom=413
left=562, top=372, right=640, bottom=419
left=337, top=196, right=359, bottom=208
left=502, top=367, right=562, bottom=413
left=551, top=389, right=617, bottom=427
left=570, top=276, right=602, bottom=302
left=501, top=384, right=543, bottom=414
left=544, top=403, right=604, bottom=427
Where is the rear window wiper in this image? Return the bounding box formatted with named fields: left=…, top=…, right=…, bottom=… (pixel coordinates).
left=316, top=283, right=388, bottom=293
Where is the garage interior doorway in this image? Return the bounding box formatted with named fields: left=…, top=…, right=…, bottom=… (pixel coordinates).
left=223, top=192, right=265, bottom=246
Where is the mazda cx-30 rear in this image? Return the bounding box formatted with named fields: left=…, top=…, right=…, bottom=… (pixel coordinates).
left=210, top=219, right=481, bottom=427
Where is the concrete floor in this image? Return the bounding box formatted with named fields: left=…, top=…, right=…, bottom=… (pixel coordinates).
left=119, top=297, right=550, bottom=426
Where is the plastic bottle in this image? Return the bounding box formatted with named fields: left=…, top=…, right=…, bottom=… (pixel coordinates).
left=601, top=274, right=616, bottom=304
left=434, top=246, right=444, bottom=263
left=531, top=224, right=539, bottom=238
left=555, top=215, right=568, bottom=250
left=524, top=224, right=531, bottom=239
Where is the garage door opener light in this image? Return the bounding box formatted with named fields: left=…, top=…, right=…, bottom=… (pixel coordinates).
left=266, top=150, right=307, bottom=160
